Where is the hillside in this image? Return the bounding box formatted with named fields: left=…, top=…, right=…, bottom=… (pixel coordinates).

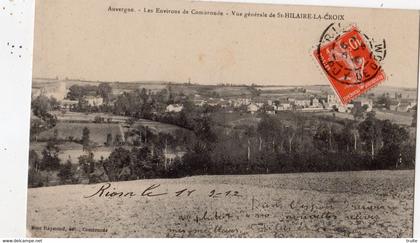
left=27, top=170, right=414, bottom=238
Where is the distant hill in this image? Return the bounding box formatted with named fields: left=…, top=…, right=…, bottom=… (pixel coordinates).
left=32, top=78, right=417, bottom=99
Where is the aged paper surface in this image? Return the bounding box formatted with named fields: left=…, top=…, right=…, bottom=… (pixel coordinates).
left=28, top=0, right=419, bottom=237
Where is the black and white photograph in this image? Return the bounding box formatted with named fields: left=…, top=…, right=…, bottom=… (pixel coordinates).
left=25, top=0, right=419, bottom=238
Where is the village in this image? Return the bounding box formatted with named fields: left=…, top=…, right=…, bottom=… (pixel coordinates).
left=32, top=79, right=417, bottom=117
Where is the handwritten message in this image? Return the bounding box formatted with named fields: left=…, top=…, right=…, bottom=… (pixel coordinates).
left=28, top=171, right=414, bottom=238
left=76, top=182, right=412, bottom=237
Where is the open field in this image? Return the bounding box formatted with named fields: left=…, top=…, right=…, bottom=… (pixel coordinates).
left=375, top=111, right=414, bottom=126
left=311, top=111, right=353, bottom=120
left=30, top=142, right=114, bottom=164
left=27, top=170, right=414, bottom=237
left=37, top=122, right=124, bottom=145
left=133, top=119, right=188, bottom=135
left=212, top=112, right=260, bottom=127
left=314, top=110, right=415, bottom=126
left=52, top=111, right=130, bottom=123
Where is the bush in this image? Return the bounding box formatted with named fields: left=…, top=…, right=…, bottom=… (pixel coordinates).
left=58, top=161, right=75, bottom=184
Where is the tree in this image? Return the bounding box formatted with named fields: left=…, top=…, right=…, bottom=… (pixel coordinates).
left=82, top=127, right=90, bottom=150
left=183, top=141, right=212, bottom=175
left=193, top=116, right=217, bottom=147
left=114, top=134, right=123, bottom=146
left=28, top=150, right=40, bottom=172
left=377, top=120, right=409, bottom=168
left=32, top=95, right=52, bottom=118
left=156, top=88, right=170, bottom=104
left=284, top=126, right=295, bottom=154
left=313, top=123, right=333, bottom=153
left=412, top=106, right=417, bottom=127
left=257, top=115, right=283, bottom=152
left=67, top=85, right=85, bottom=100
left=31, top=95, right=59, bottom=126
left=381, top=120, right=408, bottom=147
left=40, top=141, right=60, bottom=171
left=77, top=98, right=89, bottom=112
left=105, top=133, right=113, bottom=146
left=58, top=159, right=74, bottom=184
left=377, top=93, right=391, bottom=110
left=67, top=84, right=98, bottom=100
left=243, top=125, right=256, bottom=164
left=358, top=113, right=381, bottom=160
left=78, top=152, right=95, bottom=175
left=97, top=83, right=112, bottom=103
left=103, top=147, right=132, bottom=181
left=94, top=116, right=104, bottom=123
left=352, top=104, right=368, bottom=120
left=30, top=119, right=46, bottom=139
left=338, top=121, right=358, bottom=152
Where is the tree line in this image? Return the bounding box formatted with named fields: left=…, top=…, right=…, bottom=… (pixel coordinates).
left=28, top=84, right=416, bottom=187
left=28, top=110, right=415, bottom=187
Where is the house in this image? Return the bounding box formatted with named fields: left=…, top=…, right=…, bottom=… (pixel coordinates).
left=60, top=99, right=78, bottom=110
left=311, top=98, right=321, bottom=108
left=275, top=103, right=291, bottom=111
left=85, top=96, right=104, bottom=106
left=163, top=149, right=186, bottom=169
left=247, top=103, right=259, bottom=114
left=294, top=97, right=311, bottom=108
left=166, top=104, right=183, bottom=113
left=232, top=98, right=251, bottom=107
left=327, top=94, right=340, bottom=109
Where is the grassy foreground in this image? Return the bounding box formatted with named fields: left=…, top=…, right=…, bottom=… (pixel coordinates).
left=27, top=170, right=414, bottom=237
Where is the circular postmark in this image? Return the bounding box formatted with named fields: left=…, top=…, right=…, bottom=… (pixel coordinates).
left=315, top=23, right=387, bottom=86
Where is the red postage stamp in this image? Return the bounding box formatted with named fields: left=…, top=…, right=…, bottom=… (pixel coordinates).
left=314, top=24, right=386, bottom=104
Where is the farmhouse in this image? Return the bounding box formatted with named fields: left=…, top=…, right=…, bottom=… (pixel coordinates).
left=60, top=99, right=78, bottom=110
left=85, top=96, right=104, bottom=106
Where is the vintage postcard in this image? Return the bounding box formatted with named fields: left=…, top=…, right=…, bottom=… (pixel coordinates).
left=27, top=0, right=419, bottom=238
